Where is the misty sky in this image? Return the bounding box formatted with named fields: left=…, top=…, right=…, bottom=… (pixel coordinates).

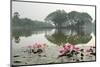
left=12, top=1, right=95, bottom=22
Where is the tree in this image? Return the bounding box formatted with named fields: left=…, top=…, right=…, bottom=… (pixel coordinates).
left=12, top=12, right=21, bottom=26
left=45, top=10, right=68, bottom=28
left=13, top=12, right=20, bottom=20
left=68, top=11, right=93, bottom=27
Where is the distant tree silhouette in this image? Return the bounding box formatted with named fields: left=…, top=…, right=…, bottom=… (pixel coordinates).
left=68, top=11, right=92, bottom=27
left=12, top=12, right=20, bottom=23
left=12, top=12, right=53, bottom=28
left=45, top=10, right=68, bottom=28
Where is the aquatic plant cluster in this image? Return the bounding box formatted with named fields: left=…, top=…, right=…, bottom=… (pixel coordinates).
left=26, top=43, right=95, bottom=58
left=58, top=43, right=95, bottom=61
left=13, top=43, right=95, bottom=65
left=59, top=43, right=80, bottom=58
left=26, top=43, right=46, bottom=54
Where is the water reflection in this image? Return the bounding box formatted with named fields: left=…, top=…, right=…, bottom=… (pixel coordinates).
left=12, top=29, right=52, bottom=43
left=45, top=28, right=92, bottom=46
left=12, top=27, right=93, bottom=45
left=12, top=29, right=33, bottom=43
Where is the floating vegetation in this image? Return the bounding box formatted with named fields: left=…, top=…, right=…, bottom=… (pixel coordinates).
left=12, top=42, right=95, bottom=65
left=14, top=61, right=22, bottom=63
left=22, top=57, right=26, bottom=58
left=81, top=53, right=84, bottom=57
left=81, top=57, right=83, bottom=60
left=80, top=49, right=84, bottom=52
left=76, top=59, right=80, bottom=62
left=48, top=62, right=56, bottom=64
left=57, top=43, right=96, bottom=62
left=37, top=49, right=43, bottom=54
left=13, top=55, right=20, bottom=57
left=90, top=53, right=96, bottom=56
left=58, top=43, right=80, bottom=58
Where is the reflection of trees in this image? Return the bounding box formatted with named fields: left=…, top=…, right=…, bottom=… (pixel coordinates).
left=14, top=36, right=20, bottom=43
left=12, top=29, right=33, bottom=43
left=45, top=29, right=68, bottom=46
left=45, top=28, right=92, bottom=46
left=66, top=35, right=92, bottom=45
left=12, top=29, right=53, bottom=43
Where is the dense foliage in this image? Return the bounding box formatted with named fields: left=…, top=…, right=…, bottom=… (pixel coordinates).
left=12, top=10, right=94, bottom=29
left=12, top=12, right=54, bottom=28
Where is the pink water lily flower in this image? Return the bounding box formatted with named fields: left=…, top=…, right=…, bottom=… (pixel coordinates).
left=73, top=47, right=80, bottom=52
left=32, top=43, right=46, bottom=49
left=27, top=45, right=32, bottom=48
left=32, top=44, right=37, bottom=49
left=59, top=48, right=68, bottom=55
left=64, top=43, right=75, bottom=51
left=86, top=49, right=91, bottom=52
left=59, top=43, right=80, bottom=56
left=59, top=48, right=64, bottom=54
left=37, top=44, right=42, bottom=48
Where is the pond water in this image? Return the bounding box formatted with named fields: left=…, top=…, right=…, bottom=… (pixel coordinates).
left=11, top=28, right=96, bottom=65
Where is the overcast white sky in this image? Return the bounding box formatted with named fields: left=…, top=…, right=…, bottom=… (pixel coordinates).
left=12, top=1, right=95, bottom=22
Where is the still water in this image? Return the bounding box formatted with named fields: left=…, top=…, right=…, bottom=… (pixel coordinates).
left=12, top=28, right=95, bottom=65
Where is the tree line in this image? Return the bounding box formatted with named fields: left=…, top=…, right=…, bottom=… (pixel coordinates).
left=12, top=10, right=95, bottom=29
left=12, top=12, right=54, bottom=29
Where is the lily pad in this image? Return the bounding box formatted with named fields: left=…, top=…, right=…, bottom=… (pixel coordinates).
left=14, top=61, right=21, bottom=63
left=13, top=55, right=20, bottom=57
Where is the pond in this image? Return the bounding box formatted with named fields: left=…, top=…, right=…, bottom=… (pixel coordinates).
left=11, top=28, right=96, bottom=65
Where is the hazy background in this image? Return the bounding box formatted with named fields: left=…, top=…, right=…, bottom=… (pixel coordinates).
left=12, top=1, right=95, bottom=22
